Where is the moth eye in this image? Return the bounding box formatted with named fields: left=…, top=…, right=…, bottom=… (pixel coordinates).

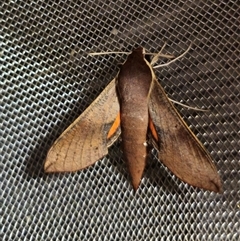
left=143, top=141, right=148, bottom=146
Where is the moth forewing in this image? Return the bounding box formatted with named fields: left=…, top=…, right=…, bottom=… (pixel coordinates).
left=148, top=76, right=222, bottom=193
left=44, top=78, right=120, bottom=173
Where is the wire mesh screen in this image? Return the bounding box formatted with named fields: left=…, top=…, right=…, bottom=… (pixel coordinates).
left=2, top=0, right=239, bottom=240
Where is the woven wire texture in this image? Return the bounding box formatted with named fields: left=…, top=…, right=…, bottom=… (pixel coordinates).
left=2, top=0, right=240, bottom=240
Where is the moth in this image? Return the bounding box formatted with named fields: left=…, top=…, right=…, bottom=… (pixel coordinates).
left=45, top=47, right=222, bottom=193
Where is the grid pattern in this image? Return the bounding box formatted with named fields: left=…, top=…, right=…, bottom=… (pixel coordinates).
left=2, top=0, right=239, bottom=240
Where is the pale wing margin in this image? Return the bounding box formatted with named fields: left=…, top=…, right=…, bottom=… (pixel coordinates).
left=148, top=78, right=222, bottom=192
left=45, top=79, right=120, bottom=173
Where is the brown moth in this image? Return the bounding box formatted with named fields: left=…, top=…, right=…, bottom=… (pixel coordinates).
left=45, top=47, right=222, bottom=192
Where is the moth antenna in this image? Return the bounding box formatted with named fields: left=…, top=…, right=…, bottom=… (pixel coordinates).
left=150, top=42, right=168, bottom=65
left=89, top=51, right=174, bottom=59
left=153, top=43, right=192, bottom=68
left=88, top=51, right=130, bottom=56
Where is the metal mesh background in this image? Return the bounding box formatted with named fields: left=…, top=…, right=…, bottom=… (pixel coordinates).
left=2, top=0, right=239, bottom=240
